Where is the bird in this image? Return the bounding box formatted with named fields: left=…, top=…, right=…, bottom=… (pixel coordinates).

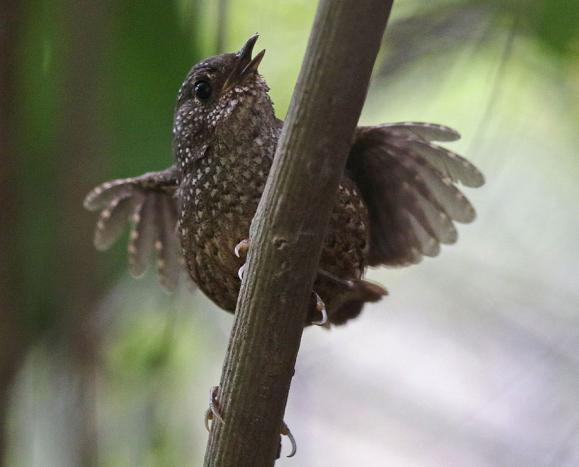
left=84, top=33, right=484, bottom=326
left=83, top=34, right=484, bottom=455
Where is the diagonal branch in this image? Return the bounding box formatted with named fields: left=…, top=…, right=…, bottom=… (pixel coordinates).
left=204, top=0, right=394, bottom=465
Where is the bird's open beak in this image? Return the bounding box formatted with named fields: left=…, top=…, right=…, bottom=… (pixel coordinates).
left=223, top=34, right=265, bottom=92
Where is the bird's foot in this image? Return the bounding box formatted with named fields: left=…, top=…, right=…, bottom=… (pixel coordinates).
left=204, top=385, right=298, bottom=458
left=311, top=291, right=328, bottom=326
left=237, top=263, right=246, bottom=281
left=234, top=238, right=327, bottom=327
left=234, top=239, right=250, bottom=280
left=280, top=420, right=297, bottom=458
left=234, top=238, right=250, bottom=259
left=204, top=386, right=225, bottom=431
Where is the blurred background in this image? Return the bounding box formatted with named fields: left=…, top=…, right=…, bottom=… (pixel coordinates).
left=2, top=0, right=579, bottom=465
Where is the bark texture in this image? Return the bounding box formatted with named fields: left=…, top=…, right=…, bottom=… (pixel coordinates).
left=204, top=0, right=394, bottom=465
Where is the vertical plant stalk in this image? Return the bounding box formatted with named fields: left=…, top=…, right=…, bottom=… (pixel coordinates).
left=57, top=1, right=110, bottom=465
left=0, top=1, right=28, bottom=464
left=204, top=0, right=394, bottom=465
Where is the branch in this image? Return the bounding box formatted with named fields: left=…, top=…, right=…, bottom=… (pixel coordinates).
left=204, top=1, right=394, bottom=465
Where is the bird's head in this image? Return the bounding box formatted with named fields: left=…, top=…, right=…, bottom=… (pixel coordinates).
left=173, top=34, right=273, bottom=165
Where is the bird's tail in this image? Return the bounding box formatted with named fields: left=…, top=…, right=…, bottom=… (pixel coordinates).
left=310, top=276, right=387, bottom=326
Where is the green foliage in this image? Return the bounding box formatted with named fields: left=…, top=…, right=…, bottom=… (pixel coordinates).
left=502, top=0, right=579, bottom=57
left=105, top=0, right=205, bottom=176
left=18, top=0, right=63, bottom=331
left=16, top=0, right=207, bottom=334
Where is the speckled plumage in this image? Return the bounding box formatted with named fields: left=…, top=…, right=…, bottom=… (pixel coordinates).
left=84, top=36, right=484, bottom=326
left=169, top=44, right=377, bottom=322
left=176, top=73, right=279, bottom=311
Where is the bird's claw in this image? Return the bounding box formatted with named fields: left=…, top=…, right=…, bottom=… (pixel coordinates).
left=281, top=420, right=297, bottom=458
left=311, top=291, right=328, bottom=326
left=234, top=239, right=250, bottom=259
left=237, top=263, right=246, bottom=281
left=203, top=386, right=297, bottom=458
left=204, top=386, right=225, bottom=431
left=235, top=239, right=250, bottom=281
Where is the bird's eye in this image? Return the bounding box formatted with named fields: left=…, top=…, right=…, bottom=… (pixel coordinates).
left=193, top=80, right=212, bottom=100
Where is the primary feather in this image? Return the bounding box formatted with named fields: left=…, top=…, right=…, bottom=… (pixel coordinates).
left=348, top=122, right=482, bottom=267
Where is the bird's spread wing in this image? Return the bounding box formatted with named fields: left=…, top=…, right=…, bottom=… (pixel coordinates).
left=348, top=122, right=484, bottom=267
left=84, top=165, right=183, bottom=291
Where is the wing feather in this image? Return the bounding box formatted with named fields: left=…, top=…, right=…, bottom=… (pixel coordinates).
left=84, top=165, right=184, bottom=290
left=400, top=139, right=485, bottom=188
left=407, top=213, right=440, bottom=257
left=348, top=123, right=483, bottom=267
left=84, top=178, right=139, bottom=211
left=368, top=122, right=461, bottom=142
left=385, top=142, right=476, bottom=223
left=128, top=195, right=157, bottom=277
left=94, top=193, right=144, bottom=251
left=155, top=195, right=181, bottom=292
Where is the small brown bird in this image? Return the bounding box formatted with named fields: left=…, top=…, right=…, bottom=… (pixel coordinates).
left=84, top=35, right=484, bottom=327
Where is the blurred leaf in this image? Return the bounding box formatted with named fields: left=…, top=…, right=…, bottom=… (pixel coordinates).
left=379, top=0, right=579, bottom=80
left=524, top=0, right=579, bottom=57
